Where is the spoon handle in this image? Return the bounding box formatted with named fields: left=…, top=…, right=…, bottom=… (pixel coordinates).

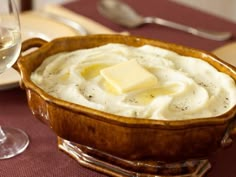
left=144, top=17, right=232, bottom=41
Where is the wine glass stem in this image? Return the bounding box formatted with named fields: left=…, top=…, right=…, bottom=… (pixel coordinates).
left=0, top=126, right=7, bottom=144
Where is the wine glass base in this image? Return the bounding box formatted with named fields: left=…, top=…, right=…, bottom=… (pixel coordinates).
left=0, top=127, right=29, bottom=159
left=58, top=137, right=211, bottom=177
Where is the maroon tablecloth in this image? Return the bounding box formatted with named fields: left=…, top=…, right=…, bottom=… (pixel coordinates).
left=0, top=0, right=236, bottom=177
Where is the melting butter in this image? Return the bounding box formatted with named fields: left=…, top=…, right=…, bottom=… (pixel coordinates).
left=81, top=63, right=109, bottom=80
left=100, top=59, right=158, bottom=94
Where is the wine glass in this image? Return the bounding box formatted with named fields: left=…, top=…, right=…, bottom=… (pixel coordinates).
left=0, top=0, right=29, bottom=159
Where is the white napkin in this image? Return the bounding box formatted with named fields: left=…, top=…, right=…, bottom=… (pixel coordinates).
left=20, top=11, right=80, bottom=41
left=43, top=4, right=116, bottom=34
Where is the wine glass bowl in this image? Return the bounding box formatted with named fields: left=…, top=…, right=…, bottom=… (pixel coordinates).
left=0, top=0, right=29, bottom=159
left=0, top=28, right=21, bottom=73
left=0, top=1, right=21, bottom=73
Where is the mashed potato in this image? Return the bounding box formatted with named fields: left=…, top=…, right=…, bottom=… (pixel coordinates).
left=31, top=43, right=236, bottom=120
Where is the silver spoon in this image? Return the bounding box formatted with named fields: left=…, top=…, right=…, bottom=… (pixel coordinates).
left=97, top=0, right=232, bottom=41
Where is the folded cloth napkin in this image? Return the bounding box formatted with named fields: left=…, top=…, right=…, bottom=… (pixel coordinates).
left=43, top=4, right=116, bottom=34
left=20, top=11, right=80, bottom=40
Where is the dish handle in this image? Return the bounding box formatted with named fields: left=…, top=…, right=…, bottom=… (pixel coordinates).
left=221, top=119, right=236, bottom=148
left=230, top=120, right=236, bottom=138
left=13, top=38, right=48, bottom=71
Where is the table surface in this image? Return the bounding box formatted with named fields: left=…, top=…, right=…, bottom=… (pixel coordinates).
left=1, top=0, right=236, bottom=177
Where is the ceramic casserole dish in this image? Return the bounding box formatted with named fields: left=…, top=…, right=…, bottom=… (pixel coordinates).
left=14, top=35, right=236, bottom=176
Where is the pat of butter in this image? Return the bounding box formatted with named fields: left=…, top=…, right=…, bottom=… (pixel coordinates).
left=100, top=59, right=158, bottom=94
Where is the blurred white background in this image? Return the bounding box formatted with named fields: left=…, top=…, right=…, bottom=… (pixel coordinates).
left=173, top=0, right=236, bottom=23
